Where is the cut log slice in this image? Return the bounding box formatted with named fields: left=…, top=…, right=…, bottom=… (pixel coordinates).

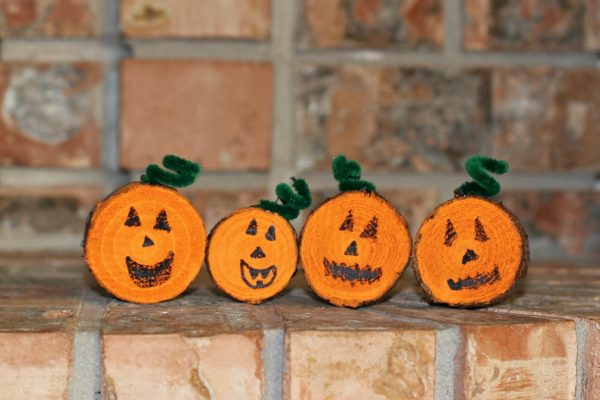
left=414, top=196, right=529, bottom=308
left=300, top=191, right=412, bottom=308
left=84, top=182, right=206, bottom=303
left=206, top=207, right=299, bottom=304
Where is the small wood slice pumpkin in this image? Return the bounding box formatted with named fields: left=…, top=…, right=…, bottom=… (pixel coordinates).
left=413, top=196, right=529, bottom=308
left=206, top=207, right=298, bottom=304
left=300, top=191, right=412, bottom=308
left=84, top=182, right=206, bottom=303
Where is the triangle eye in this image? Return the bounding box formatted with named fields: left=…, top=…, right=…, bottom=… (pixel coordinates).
left=265, top=225, right=276, bottom=241
left=154, top=210, right=171, bottom=232
left=475, top=217, right=489, bottom=242
left=339, top=210, right=354, bottom=231
left=444, top=219, right=457, bottom=246
left=246, top=219, right=257, bottom=235
left=360, top=216, right=378, bottom=239
left=124, top=207, right=141, bottom=227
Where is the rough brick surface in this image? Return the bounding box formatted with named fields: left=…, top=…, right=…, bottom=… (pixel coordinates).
left=491, top=68, right=600, bottom=171
left=102, top=290, right=265, bottom=400
left=0, top=0, right=98, bottom=37
left=0, top=261, right=83, bottom=400
left=120, top=60, right=273, bottom=171
left=464, top=0, right=588, bottom=51
left=0, top=63, right=102, bottom=168
left=299, top=0, right=443, bottom=49
left=297, top=65, right=489, bottom=172
left=0, top=186, right=102, bottom=249
left=183, top=189, right=267, bottom=230
left=500, top=191, right=600, bottom=258
left=121, top=0, right=270, bottom=39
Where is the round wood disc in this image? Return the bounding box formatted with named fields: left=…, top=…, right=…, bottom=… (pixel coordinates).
left=84, top=182, right=206, bottom=303
left=206, top=207, right=298, bottom=304
left=414, top=196, right=529, bottom=308
left=300, top=191, right=412, bottom=308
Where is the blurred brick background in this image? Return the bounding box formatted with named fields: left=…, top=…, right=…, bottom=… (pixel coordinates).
left=0, top=0, right=598, bottom=263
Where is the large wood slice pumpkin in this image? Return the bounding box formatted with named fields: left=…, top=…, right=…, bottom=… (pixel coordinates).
left=413, top=196, right=529, bottom=308
left=300, top=191, right=412, bottom=308
left=206, top=207, right=298, bottom=304
left=84, top=182, right=206, bottom=303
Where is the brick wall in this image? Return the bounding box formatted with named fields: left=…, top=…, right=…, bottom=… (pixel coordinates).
left=0, top=0, right=598, bottom=263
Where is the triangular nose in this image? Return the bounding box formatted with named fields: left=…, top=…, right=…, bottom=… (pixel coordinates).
left=462, top=249, right=478, bottom=264
left=142, top=236, right=154, bottom=247
left=251, top=246, right=266, bottom=259
left=344, top=240, right=358, bottom=256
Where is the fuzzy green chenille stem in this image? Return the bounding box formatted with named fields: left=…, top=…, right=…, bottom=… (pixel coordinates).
left=258, top=177, right=312, bottom=221
left=332, top=155, right=376, bottom=193
left=454, top=156, right=509, bottom=197
left=141, top=155, right=201, bottom=188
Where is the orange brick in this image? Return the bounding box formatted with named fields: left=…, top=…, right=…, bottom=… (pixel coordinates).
left=120, top=60, right=273, bottom=171
left=0, top=0, right=98, bottom=37
left=121, top=0, right=271, bottom=39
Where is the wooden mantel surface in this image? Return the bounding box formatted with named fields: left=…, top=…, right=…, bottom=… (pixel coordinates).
left=0, top=253, right=599, bottom=400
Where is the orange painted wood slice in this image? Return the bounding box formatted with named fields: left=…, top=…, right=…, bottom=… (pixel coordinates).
left=414, top=196, right=529, bottom=308
left=206, top=207, right=298, bottom=304
left=84, top=182, right=206, bottom=303
left=300, top=191, right=412, bottom=308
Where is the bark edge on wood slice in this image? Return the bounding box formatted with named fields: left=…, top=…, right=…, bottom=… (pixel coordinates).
left=413, top=195, right=529, bottom=308
left=206, top=207, right=299, bottom=304
left=84, top=182, right=206, bottom=303
left=300, top=191, right=412, bottom=308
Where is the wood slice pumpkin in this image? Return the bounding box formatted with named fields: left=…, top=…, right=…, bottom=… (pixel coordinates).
left=84, top=182, right=206, bottom=303
left=300, top=191, right=412, bottom=308
left=206, top=207, right=298, bottom=304
left=413, top=196, right=529, bottom=308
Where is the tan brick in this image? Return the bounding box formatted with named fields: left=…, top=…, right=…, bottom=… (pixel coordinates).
left=0, top=332, right=72, bottom=400
left=0, top=63, right=102, bottom=168
left=0, top=262, right=83, bottom=400
left=299, top=0, right=443, bottom=49
left=0, top=0, right=98, bottom=37
left=121, top=0, right=270, bottom=39
left=102, top=293, right=264, bottom=399
left=120, top=60, right=273, bottom=171
left=275, top=292, right=436, bottom=400
left=492, top=68, right=600, bottom=171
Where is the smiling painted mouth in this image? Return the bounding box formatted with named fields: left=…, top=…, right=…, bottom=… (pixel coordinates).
left=240, top=260, right=277, bottom=289
left=447, top=265, right=500, bottom=291
left=125, top=251, right=174, bottom=288
left=323, top=258, right=382, bottom=286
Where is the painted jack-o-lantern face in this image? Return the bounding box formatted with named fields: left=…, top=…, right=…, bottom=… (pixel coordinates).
left=85, top=183, right=206, bottom=303
left=414, top=196, right=528, bottom=307
left=206, top=207, right=298, bottom=304
left=300, top=191, right=412, bottom=308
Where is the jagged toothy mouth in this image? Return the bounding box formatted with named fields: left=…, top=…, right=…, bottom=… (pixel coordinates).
left=125, top=251, right=174, bottom=288
left=447, top=265, right=500, bottom=291
left=323, top=258, right=382, bottom=286
left=240, top=260, right=277, bottom=289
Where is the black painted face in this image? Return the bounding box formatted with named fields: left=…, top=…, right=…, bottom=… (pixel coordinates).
left=444, top=217, right=500, bottom=291
left=123, top=207, right=174, bottom=288
left=240, top=219, right=278, bottom=289
left=322, top=210, right=382, bottom=286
